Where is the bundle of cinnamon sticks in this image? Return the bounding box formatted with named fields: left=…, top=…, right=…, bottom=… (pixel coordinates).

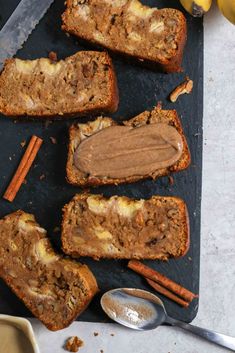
left=128, top=260, right=198, bottom=308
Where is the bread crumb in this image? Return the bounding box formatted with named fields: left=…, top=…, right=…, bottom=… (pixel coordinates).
left=169, top=78, right=193, bottom=103
left=65, top=336, right=84, bottom=352
left=188, top=256, right=192, bottom=261
left=22, top=179, right=27, bottom=185
left=93, top=332, right=99, bottom=336
left=20, top=140, right=26, bottom=148
left=39, top=174, right=45, bottom=180
left=50, top=136, right=57, bottom=144
left=53, top=226, right=60, bottom=233
left=48, top=51, right=58, bottom=61
left=168, top=176, right=174, bottom=185
left=9, top=156, right=12, bottom=161
left=44, top=120, right=52, bottom=129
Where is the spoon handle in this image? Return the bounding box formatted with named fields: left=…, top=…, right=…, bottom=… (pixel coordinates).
left=166, top=316, right=235, bottom=351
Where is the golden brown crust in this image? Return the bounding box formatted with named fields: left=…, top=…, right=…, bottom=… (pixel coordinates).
left=0, top=210, right=98, bottom=331
left=0, top=52, right=119, bottom=118
left=62, top=1, right=187, bottom=73
left=61, top=193, right=190, bottom=260
left=66, top=105, right=191, bottom=186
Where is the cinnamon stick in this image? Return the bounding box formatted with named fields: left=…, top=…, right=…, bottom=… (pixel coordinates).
left=146, top=278, right=189, bottom=308
left=128, top=260, right=198, bottom=303
left=3, top=135, right=43, bottom=202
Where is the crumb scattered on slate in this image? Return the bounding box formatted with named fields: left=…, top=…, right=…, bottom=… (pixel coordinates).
left=48, top=51, right=58, bottom=61
left=39, top=174, right=45, bottom=180
left=53, top=226, right=60, bottom=233
left=44, top=120, right=52, bottom=128
left=9, top=156, right=12, bottom=161
left=50, top=136, right=57, bottom=144
left=23, top=179, right=27, bottom=184
left=188, top=256, right=192, bottom=261
left=93, top=332, right=99, bottom=336
left=20, top=140, right=26, bottom=148
left=168, top=176, right=174, bottom=185
left=65, top=336, right=84, bottom=352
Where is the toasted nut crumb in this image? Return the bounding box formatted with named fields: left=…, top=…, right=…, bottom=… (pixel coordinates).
left=39, top=174, right=45, bottom=180
left=169, top=78, right=193, bottom=103
left=48, top=51, right=58, bottom=61
left=93, top=332, right=99, bottom=336
left=168, top=176, right=174, bottom=185
left=135, top=211, right=144, bottom=226
left=65, top=336, right=84, bottom=352
left=20, top=140, right=26, bottom=148
left=50, top=136, right=57, bottom=144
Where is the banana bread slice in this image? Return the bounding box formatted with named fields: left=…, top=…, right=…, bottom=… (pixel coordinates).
left=0, top=211, right=98, bottom=331
left=62, top=194, right=190, bottom=260
left=62, top=0, right=187, bottom=73
left=66, top=105, right=191, bottom=187
left=0, top=51, right=118, bottom=118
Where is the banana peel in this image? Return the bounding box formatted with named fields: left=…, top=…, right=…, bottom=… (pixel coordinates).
left=180, top=0, right=213, bottom=17
left=217, top=0, right=235, bottom=24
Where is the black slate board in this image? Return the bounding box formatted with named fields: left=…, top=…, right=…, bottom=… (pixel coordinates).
left=0, top=0, right=203, bottom=323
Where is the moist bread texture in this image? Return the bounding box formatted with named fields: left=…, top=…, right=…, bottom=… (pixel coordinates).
left=62, top=194, right=190, bottom=260
left=0, top=211, right=98, bottom=331
left=0, top=51, right=118, bottom=118
left=62, top=0, right=187, bottom=73
left=66, top=105, right=191, bottom=187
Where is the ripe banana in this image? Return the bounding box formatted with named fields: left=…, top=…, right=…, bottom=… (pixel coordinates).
left=179, top=0, right=213, bottom=17
left=217, top=0, right=235, bottom=24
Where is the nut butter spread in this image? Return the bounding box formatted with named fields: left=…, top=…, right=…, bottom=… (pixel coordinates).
left=74, top=123, right=183, bottom=178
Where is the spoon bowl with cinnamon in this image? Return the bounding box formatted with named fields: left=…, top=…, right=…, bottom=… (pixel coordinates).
left=101, top=288, right=235, bottom=351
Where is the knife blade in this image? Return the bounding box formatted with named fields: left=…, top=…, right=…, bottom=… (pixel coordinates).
left=0, top=0, right=55, bottom=70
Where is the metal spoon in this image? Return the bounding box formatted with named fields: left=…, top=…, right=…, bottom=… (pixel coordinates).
left=101, top=288, right=235, bottom=351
